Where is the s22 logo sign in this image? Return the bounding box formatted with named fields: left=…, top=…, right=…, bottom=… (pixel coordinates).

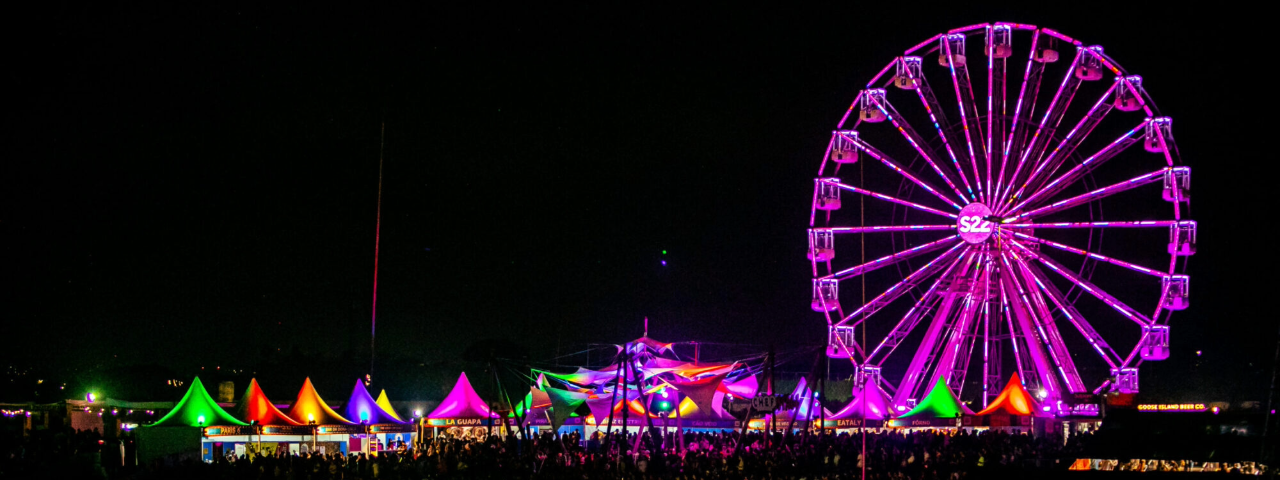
left=958, top=216, right=992, bottom=233
left=957, top=203, right=994, bottom=244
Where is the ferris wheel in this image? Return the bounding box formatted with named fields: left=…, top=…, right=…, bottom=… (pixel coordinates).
left=808, top=23, right=1193, bottom=413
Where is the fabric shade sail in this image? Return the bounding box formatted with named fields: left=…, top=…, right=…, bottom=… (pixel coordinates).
left=539, top=367, right=619, bottom=388
left=233, top=378, right=301, bottom=426
left=667, top=373, right=727, bottom=417
left=718, top=375, right=759, bottom=398
left=148, top=377, right=247, bottom=427
left=546, top=387, right=591, bottom=431
left=287, top=378, right=352, bottom=425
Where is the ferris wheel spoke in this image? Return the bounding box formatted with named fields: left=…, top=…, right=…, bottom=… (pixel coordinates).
left=855, top=136, right=962, bottom=208
left=997, top=48, right=1086, bottom=206
left=834, top=90, right=865, bottom=131
left=997, top=29, right=1047, bottom=202
left=836, top=241, right=969, bottom=326
left=1004, top=235, right=1152, bottom=326
left=871, top=89, right=975, bottom=203
left=1005, top=230, right=1165, bottom=277
left=1004, top=82, right=1119, bottom=209
left=932, top=256, right=993, bottom=395
left=941, top=35, right=988, bottom=202
left=1006, top=166, right=1166, bottom=222
left=865, top=251, right=968, bottom=365
left=829, top=180, right=959, bottom=219
left=997, top=281, right=1036, bottom=395
left=997, top=253, right=1066, bottom=398
left=893, top=251, right=982, bottom=407
left=907, top=68, right=977, bottom=202
left=1007, top=252, right=1088, bottom=392
left=1017, top=258, right=1123, bottom=369
left=853, top=137, right=966, bottom=210
left=1004, top=120, right=1151, bottom=216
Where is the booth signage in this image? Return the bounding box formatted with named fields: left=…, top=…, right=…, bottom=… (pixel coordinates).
left=428, top=418, right=489, bottom=427
left=822, top=419, right=885, bottom=428
left=1137, top=403, right=1206, bottom=412
left=887, top=417, right=963, bottom=428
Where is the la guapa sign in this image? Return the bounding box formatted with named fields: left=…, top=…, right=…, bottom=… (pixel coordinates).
left=427, top=418, right=493, bottom=427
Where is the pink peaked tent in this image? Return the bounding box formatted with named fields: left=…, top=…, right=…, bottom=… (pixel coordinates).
left=828, top=382, right=890, bottom=422
left=427, top=372, right=497, bottom=421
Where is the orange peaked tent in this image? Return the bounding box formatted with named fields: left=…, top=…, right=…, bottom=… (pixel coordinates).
left=286, top=378, right=352, bottom=425
left=234, top=379, right=302, bottom=426
left=976, top=373, right=1043, bottom=416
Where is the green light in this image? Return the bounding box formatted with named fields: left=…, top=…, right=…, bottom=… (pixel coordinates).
left=899, top=377, right=966, bottom=419
left=662, top=250, right=667, bottom=255
left=146, top=377, right=247, bottom=428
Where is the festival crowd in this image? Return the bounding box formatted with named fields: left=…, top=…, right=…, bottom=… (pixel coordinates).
left=0, top=424, right=1117, bottom=479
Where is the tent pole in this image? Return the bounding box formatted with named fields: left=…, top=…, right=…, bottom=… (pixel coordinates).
left=675, top=389, right=683, bottom=452
left=620, top=345, right=631, bottom=456
left=604, top=358, right=622, bottom=453
left=767, top=345, right=776, bottom=444
left=627, top=358, right=656, bottom=454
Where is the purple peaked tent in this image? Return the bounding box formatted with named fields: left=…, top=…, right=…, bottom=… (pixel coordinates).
left=344, top=380, right=406, bottom=425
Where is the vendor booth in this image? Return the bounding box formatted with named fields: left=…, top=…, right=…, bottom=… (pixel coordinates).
left=824, top=381, right=890, bottom=430
left=887, top=378, right=972, bottom=429
left=138, top=377, right=247, bottom=464
left=426, top=373, right=500, bottom=439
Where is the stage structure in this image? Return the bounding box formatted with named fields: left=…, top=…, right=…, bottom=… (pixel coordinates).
left=809, top=22, right=1192, bottom=413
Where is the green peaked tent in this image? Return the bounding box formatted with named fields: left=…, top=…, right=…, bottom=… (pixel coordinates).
left=898, top=377, right=975, bottom=419
left=147, top=377, right=248, bottom=427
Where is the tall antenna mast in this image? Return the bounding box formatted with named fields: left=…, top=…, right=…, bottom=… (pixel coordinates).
left=370, top=122, right=386, bottom=379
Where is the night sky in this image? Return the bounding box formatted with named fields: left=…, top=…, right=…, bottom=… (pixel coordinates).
left=3, top=5, right=1272, bottom=403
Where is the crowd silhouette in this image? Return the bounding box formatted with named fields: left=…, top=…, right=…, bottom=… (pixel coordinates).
left=0, top=425, right=1114, bottom=479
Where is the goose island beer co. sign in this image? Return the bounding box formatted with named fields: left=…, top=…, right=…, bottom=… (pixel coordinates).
left=1136, top=403, right=1207, bottom=412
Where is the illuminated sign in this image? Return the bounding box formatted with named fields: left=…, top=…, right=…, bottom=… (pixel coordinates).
left=822, top=419, right=885, bottom=428
left=427, top=418, right=488, bottom=427
left=887, top=418, right=963, bottom=428
left=1136, top=403, right=1206, bottom=412
left=958, top=203, right=994, bottom=244
left=1070, top=404, right=1100, bottom=416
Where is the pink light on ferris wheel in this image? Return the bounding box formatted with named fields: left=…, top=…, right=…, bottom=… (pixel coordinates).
left=811, top=22, right=1193, bottom=408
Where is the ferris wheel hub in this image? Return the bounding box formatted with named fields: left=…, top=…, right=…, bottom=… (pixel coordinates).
left=957, top=203, right=994, bottom=244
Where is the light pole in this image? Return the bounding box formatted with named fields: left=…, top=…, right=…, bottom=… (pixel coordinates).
left=308, top=414, right=317, bottom=453
left=413, top=410, right=423, bottom=450
left=251, top=420, right=261, bottom=455
left=197, top=416, right=206, bottom=462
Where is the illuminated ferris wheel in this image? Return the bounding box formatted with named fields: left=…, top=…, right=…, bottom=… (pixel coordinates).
left=807, top=23, right=1193, bottom=412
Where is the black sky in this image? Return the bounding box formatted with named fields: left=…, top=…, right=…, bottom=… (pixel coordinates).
left=2, top=5, right=1273, bottom=402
